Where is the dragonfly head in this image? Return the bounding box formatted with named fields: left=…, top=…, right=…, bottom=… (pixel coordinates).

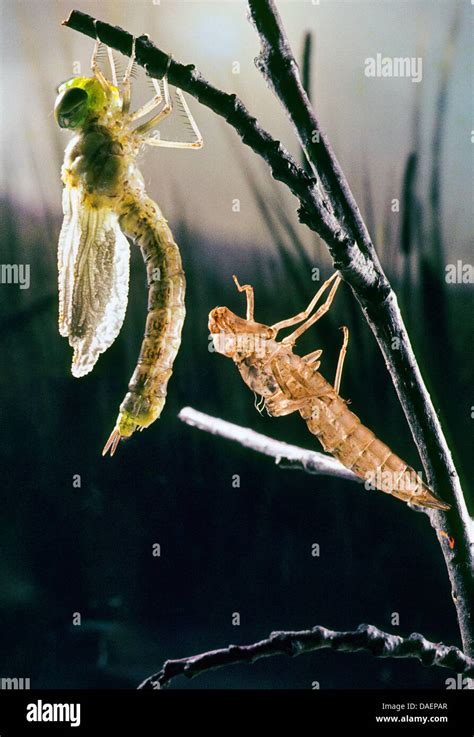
left=209, top=306, right=274, bottom=358
left=55, top=77, right=118, bottom=129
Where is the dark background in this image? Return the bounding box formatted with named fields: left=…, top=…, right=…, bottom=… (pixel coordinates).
left=0, top=0, right=472, bottom=689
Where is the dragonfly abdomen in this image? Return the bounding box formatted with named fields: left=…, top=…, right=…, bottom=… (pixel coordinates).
left=115, top=191, right=186, bottom=436
left=301, top=389, right=449, bottom=509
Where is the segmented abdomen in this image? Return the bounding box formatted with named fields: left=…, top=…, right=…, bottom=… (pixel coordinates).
left=297, top=372, right=447, bottom=509
left=117, top=192, right=185, bottom=434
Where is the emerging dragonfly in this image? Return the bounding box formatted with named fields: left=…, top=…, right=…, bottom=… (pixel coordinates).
left=54, top=41, right=202, bottom=456
left=209, top=274, right=450, bottom=510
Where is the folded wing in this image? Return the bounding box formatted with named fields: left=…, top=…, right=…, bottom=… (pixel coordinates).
left=58, top=186, right=130, bottom=377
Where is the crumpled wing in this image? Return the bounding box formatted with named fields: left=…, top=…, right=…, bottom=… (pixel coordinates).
left=58, top=186, right=130, bottom=377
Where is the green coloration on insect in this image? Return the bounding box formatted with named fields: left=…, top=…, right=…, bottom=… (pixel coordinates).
left=55, top=41, right=203, bottom=456
left=55, top=77, right=114, bottom=129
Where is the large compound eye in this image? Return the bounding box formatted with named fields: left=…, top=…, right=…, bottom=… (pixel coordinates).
left=54, top=87, right=89, bottom=129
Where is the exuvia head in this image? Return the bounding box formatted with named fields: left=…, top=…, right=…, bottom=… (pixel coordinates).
left=54, top=76, right=119, bottom=129
left=208, top=306, right=274, bottom=358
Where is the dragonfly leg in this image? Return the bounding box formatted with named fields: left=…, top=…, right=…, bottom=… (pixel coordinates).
left=91, top=41, right=112, bottom=92
left=129, top=77, right=164, bottom=123
left=134, top=78, right=172, bottom=133
left=270, top=272, right=340, bottom=336
left=142, top=88, right=203, bottom=149
left=233, top=275, right=254, bottom=321
left=334, top=326, right=349, bottom=394
left=122, top=37, right=137, bottom=114
left=281, top=274, right=341, bottom=347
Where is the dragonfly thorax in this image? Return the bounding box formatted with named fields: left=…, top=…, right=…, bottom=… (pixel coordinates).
left=62, top=123, right=130, bottom=198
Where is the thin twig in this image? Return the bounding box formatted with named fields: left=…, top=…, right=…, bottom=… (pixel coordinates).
left=63, top=7, right=473, bottom=657
left=178, top=406, right=360, bottom=483
left=137, top=623, right=474, bottom=688
left=247, top=0, right=474, bottom=657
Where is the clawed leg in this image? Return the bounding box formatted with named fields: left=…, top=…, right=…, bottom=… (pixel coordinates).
left=142, top=87, right=203, bottom=149
left=91, top=41, right=112, bottom=92
left=334, top=326, right=349, bottom=394
left=130, top=77, right=166, bottom=126
left=271, top=273, right=340, bottom=336
left=281, top=274, right=341, bottom=347
left=98, top=38, right=202, bottom=150
left=233, top=275, right=254, bottom=321
left=132, top=77, right=170, bottom=132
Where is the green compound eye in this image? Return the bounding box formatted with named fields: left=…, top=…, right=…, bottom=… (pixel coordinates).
left=54, top=87, right=89, bottom=129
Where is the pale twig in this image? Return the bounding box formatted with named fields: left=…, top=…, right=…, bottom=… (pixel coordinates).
left=178, top=406, right=360, bottom=483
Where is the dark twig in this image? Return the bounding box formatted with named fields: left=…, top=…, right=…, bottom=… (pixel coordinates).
left=247, top=0, right=473, bottom=657
left=138, top=623, right=474, bottom=688
left=63, top=7, right=473, bottom=657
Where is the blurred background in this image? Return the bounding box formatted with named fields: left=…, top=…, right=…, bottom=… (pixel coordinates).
left=0, top=0, right=472, bottom=689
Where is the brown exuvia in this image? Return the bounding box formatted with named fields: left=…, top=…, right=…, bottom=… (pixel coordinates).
left=209, top=273, right=450, bottom=511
